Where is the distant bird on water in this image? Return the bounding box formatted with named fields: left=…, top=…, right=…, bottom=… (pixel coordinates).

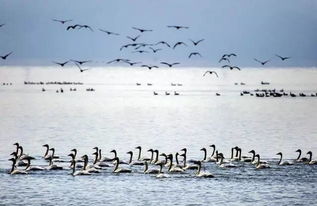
left=203, top=71, right=219, bottom=77
left=99, top=29, right=120, bottom=36
left=254, top=58, right=270, bottom=65
left=160, top=62, right=180, bottom=67
left=126, top=35, right=140, bottom=42
left=53, top=61, right=69, bottom=67
left=276, top=54, right=290, bottom=61
left=132, top=27, right=153, bottom=33
left=189, top=39, right=204, bottom=46
left=52, top=19, right=72, bottom=24
left=173, top=42, right=187, bottom=49
left=167, top=25, right=189, bottom=30
left=0, top=52, right=12, bottom=60
left=222, top=65, right=241, bottom=70
left=189, top=52, right=202, bottom=58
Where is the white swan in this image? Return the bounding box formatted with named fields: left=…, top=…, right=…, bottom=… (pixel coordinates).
left=195, top=161, right=214, bottom=178
left=306, top=151, right=317, bottom=165
left=71, top=160, right=91, bottom=176
left=295, top=149, right=309, bottom=162
left=217, top=153, right=237, bottom=168
left=127, top=151, right=144, bottom=166
left=167, top=154, right=184, bottom=173
left=144, top=161, right=160, bottom=174
left=8, top=158, right=28, bottom=175
left=81, top=155, right=100, bottom=173
left=255, top=154, right=270, bottom=169
left=113, top=157, right=132, bottom=173
left=24, top=157, right=45, bottom=171
left=276, top=152, right=293, bottom=166
left=46, top=156, right=63, bottom=170
left=156, top=163, right=169, bottom=178
left=180, top=153, right=198, bottom=170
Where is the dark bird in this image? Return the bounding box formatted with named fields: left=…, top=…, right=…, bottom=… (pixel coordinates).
left=276, top=54, right=290, bottom=61
left=203, top=70, right=219, bottom=77
left=99, top=29, right=119, bottom=36
left=155, top=41, right=170, bottom=47
left=222, top=53, right=237, bottom=58
left=71, top=60, right=91, bottom=65
left=189, top=52, right=202, bottom=58
left=222, top=65, right=241, bottom=70
left=254, top=58, right=270, bottom=65
left=107, top=58, right=129, bottom=64
left=160, top=62, right=180, bottom=67
left=0, top=52, right=12, bottom=60
left=79, top=25, right=94, bottom=32
left=74, top=63, right=90, bottom=72
left=141, top=65, right=158, bottom=70
left=132, top=27, right=153, bottom=33
left=167, top=25, right=189, bottom=30
left=123, top=60, right=141, bottom=66
left=173, top=42, right=187, bottom=49
left=133, top=50, right=149, bottom=54
left=149, top=47, right=162, bottom=53
left=66, top=24, right=81, bottom=30
left=120, top=43, right=138, bottom=51
left=189, top=39, right=204, bottom=46
left=53, top=61, right=69, bottom=67
left=52, top=19, right=72, bottom=24
left=127, top=35, right=141, bottom=42
left=218, top=57, right=230, bottom=63
left=0, top=24, right=5, bottom=28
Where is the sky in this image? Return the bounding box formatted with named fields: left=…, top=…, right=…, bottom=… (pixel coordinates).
left=0, top=0, right=317, bottom=67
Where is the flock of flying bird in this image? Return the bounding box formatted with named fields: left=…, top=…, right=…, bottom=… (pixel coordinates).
left=8, top=142, right=316, bottom=178
left=0, top=19, right=291, bottom=78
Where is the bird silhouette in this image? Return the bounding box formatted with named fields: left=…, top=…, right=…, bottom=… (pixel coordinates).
left=155, top=41, right=170, bottom=47
left=107, top=58, right=129, bottom=64
left=53, top=61, right=69, bottom=67
left=189, top=39, right=204, bottom=46
left=218, top=57, right=230, bottom=63
left=52, top=19, right=72, bottom=24
left=222, top=65, right=241, bottom=70
left=149, top=47, right=162, bottom=53
left=141, top=65, right=158, bottom=70
left=66, top=24, right=81, bottom=30
left=173, top=42, right=187, bottom=49
left=254, top=58, right=270, bottom=65
left=0, top=52, right=12, bottom=60
left=74, top=63, right=90, bottom=72
left=126, top=35, right=141, bottom=42
left=188, top=52, right=202, bottom=58
left=79, top=25, right=93, bottom=31
left=133, top=50, right=149, bottom=54
left=71, top=60, right=91, bottom=65
left=222, top=53, right=237, bottom=58
left=132, top=27, right=153, bottom=33
left=123, top=60, right=141, bottom=66
left=99, top=29, right=119, bottom=36
left=276, top=54, right=290, bottom=61
left=160, top=62, right=180, bottom=67
left=0, top=24, right=5, bottom=28
left=203, top=71, right=219, bottom=77
left=167, top=25, right=189, bottom=30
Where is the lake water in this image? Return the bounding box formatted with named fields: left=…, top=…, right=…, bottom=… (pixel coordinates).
left=0, top=66, right=317, bottom=205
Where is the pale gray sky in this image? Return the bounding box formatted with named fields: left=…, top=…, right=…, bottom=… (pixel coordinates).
left=0, top=0, right=317, bottom=67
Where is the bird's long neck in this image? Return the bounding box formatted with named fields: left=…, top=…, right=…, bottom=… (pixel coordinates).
left=144, top=161, right=148, bottom=173
left=168, top=158, right=173, bottom=171
left=154, top=151, right=158, bottom=163
left=220, top=156, right=224, bottom=165
left=215, top=151, right=219, bottom=162
left=128, top=153, right=133, bottom=164
left=25, top=159, right=31, bottom=170
left=15, top=145, right=19, bottom=154
left=231, top=148, right=234, bottom=159
left=202, top=149, right=207, bottom=161
left=196, top=163, right=201, bottom=175
left=83, top=157, right=88, bottom=170
left=308, top=153, right=312, bottom=162
left=210, top=147, right=215, bottom=157
left=49, top=158, right=53, bottom=166
left=256, top=156, right=260, bottom=166
left=113, top=159, right=119, bottom=172
left=10, top=160, right=16, bottom=173
left=113, top=151, right=117, bottom=158
left=150, top=151, right=154, bottom=162
left=278, top=154, right=282, bottom=165
left=98, top=150, right=102, bottom=162
left=159, top=164, right=163, bottom=174
left=183, top=155, right=187, bottom=167
left=296, top=151, right=301, bottom=160
left=44, top=147, right=49, bottom=157
left=69, top=156, right=75, bottom=168
left=235, top=148, right=239, bottom=158
left=137, top=148, right=141, bottom=161
left=72, top=161, right=76, bottom=175
left=175, top=154, right=180, bottom=165
left=238, top=149, right=242, bottom=161
left=19, top=146, right=23, bottom=158
left=93, top=154, right=98, bottom=165
left=251, top=152, right=255, bottom=162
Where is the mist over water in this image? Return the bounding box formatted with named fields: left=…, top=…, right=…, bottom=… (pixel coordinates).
left=0, top=67, right=317, bottom=205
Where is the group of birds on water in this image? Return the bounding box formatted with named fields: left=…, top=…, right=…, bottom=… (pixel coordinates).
left=8, top=143, right=316, bottom=178
left=1, top=19, right=292, bottom=78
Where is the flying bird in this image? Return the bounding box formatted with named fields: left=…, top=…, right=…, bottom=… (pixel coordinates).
left=99, top=29, right=119, bottom=36
left=74, top=63, right=90, bottom=72
left=155, top=41, right=170, bottom=47
left=173, top=42, right=187, bottom=49
left=132, top=27, right=153, bottom=33
left=218, top=57, right=230, bottom=63
left=222, top=65, right=241, bottom=70
left=149, top=47, right=162, bottom=53
left=189, top=39, right=204, bottom=46
left=53, top=61, right=69, bottom=67
left=0, top=52, right=12, bottom=60
left=52, top=19, right=72, bottom=24
left=66, top=24, right=81, bottom=30
left=167, top=25, right=189, bottom=30
left=203, top=71, right=219, bottom=77
left=188, top=52, right=202, bottom=58
left=79, top=25, right=93, bottom=32
left=141, top=65, right=158, bottom=70
left=160, top=62, right=180, bottom=67
left=71, top=60, right=91, bottom=65
left=133, top=50, right=149, bottom=54
left=123, top=60, right=141, bottom=66
left=126, top=35, right=140, bottom=42
left=254, top=58, right=270, bottom=65
left=107, top=58, right=129, bottom=64
left=0, top=24, right=5, bottom=28
left=222, top=53, right=237, bottom=58
left=276, top=54, right=290, bottom=61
